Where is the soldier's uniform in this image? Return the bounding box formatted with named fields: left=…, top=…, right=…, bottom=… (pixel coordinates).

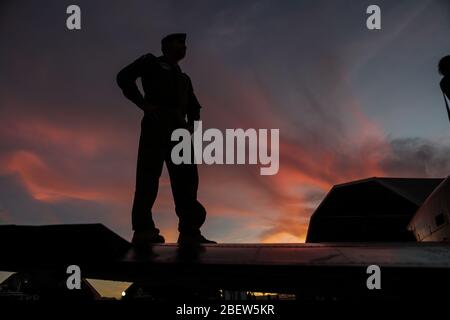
left=117, top=53, right=206, bottom=238
left=441, top=76, right=450, bottom=123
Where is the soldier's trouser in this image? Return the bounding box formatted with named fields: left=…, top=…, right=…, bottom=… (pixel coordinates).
left=131, top=112, right=206, bottom=235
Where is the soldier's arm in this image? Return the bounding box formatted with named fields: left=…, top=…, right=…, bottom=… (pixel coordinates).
left=186, top=78, right=202, bottom=125
left=441, top=78, right=450, bottom=99
left=116, top=54, right=151, bottom=111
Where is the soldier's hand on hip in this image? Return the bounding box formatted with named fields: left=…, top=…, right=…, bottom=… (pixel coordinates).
left=141, top=101, right=158, bottom=113
left=188, top=123, right=194, bottom=134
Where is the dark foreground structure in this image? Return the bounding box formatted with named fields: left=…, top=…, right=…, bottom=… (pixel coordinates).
left=306, top=177, right=443, bottom=242
left=1, top=176, right=449, bottom=302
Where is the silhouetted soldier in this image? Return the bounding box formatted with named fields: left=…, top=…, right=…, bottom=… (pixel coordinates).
left=439, top=55, right=450, bottom=123
left=117, top=33, right=216, bottom=245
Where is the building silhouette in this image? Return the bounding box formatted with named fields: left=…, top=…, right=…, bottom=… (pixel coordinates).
left=306, top=177, right=443, bottom=242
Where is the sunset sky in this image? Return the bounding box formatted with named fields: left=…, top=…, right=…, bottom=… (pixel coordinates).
left=1, top=0, right=450, bottom=248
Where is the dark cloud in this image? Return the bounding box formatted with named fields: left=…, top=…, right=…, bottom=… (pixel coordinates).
left=0, top=174, right=121, bottom=227
left=381, top=137, right=450, bottom=177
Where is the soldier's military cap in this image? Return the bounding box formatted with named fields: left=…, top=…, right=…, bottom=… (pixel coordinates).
left=161, top=33, right=187, bottom=47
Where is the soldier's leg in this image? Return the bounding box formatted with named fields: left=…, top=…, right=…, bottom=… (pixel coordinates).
left=166, top=141, right=206, bottom=235
left=131, top=116, right=166, bottom=231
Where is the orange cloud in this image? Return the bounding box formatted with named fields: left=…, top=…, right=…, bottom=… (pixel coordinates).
left=1, top=114, right=134, bottom=155
left=261, top=231, right=306, bottom=243
left=0, top=114, right=136, bottom=204
left=1, top=150, right=115, bottom=202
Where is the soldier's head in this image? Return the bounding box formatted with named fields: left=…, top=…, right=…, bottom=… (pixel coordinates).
left=161, top=33, right=187, bottom=62
left=439, top=55, right=450, bottom=77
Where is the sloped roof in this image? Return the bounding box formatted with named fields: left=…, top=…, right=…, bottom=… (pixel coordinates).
left=0, top=224, right=131, bottom=269
left=306, top=177, right=444, bottom=242
left=333, top=177, right=443, bottom=206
